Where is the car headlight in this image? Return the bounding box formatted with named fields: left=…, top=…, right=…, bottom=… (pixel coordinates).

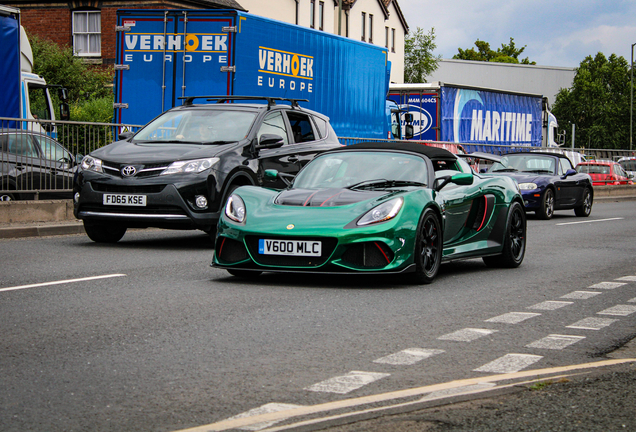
left=81, top=155, right=103, bottom=172
left=225, top=194, right=246, bottom=223
left=160, top=157, right=219, bottom=175
left=518, top=182, right=538, bottom=191
left=357, top=197, right=403, bottom=226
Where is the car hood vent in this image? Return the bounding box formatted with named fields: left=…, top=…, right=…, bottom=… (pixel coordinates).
left=275, top=188, right=388, bottom=207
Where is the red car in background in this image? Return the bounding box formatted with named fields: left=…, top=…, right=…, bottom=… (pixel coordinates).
left=576, top=161, right=633, bottom=186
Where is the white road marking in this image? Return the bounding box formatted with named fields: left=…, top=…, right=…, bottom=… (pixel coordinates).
left=589, top=282, right=627, bottom=290
left=597, top=305, right=636, bottom=316
left=177, top=359, right=636, bottom=432
left=373, top=348, right=444, bottom=365
left=485, top=312, right=541, bottom=324
left=616, top=276, right=636, bottom=282
left=418, top=382, right=496, bottom=401
left=224, top=403, right=304, bottom=431
left=556, top=217, right=623, bottom=226
left=629, top=297, right=636, bottom=303
left=437, top=328, right=498, bottom=342
left=561, top=291, right=602, bottom=300
left=567, top=317, right=618, bottom=330
left=526, top=334, right=586, bottom=350
left=474, top=353, right=543, bottom=374
left=527, top=301, right=573, bottom=311
left=305, top=371, right=391, bottom=394
left=0, top=274, right=127, bottom=293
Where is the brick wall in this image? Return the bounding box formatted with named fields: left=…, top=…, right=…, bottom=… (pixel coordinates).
left=20, top=7, right=72, bottom=48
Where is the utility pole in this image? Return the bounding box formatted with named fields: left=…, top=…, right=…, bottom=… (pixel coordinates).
left=631, top=43, right=635, bottom=153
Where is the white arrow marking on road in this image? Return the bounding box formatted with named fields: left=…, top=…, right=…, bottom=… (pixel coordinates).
left=0, top=274, right=127, bottom=292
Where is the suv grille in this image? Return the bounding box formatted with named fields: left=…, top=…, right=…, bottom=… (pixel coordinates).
left=91, top=183, right=166, bottom=194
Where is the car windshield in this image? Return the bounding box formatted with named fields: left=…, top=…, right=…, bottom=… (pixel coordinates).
left=293, top=151, right=428, bottom=189
left=132, top=109, right=257, bottom=144
left=619, top=160, right=636, bottom=171
left=488, top=154, right=556, bottom=174
left=577, top=164, right=610, bottom=174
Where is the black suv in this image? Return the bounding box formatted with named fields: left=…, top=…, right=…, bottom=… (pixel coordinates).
left=74, top=96, right=341, bottom=242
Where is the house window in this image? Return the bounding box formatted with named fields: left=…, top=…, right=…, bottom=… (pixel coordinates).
left=361, top=12, right=366, bottom=41
left=391, top=28, right=396, bottom=52
left=319, top=1, right=324, bottom=31
left=368, top=14, right=373, bottom=43
left=385, top=26, right=389, bottom=48
left=73, top=10, right=101, bottom=56
left=310, top=0, right=315, bottom=29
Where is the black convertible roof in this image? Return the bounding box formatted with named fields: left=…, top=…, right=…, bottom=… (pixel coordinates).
left=335, top=142, right=457, bottom=162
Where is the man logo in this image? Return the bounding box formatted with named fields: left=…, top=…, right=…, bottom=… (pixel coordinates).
left=121, top=166, right=137, bottom=177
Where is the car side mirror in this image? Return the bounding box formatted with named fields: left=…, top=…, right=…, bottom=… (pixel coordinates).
left=434, top=172, right=473, bottom=191
left=562, top=168, right=577, bottom=178
left=404, top=124, right=414, bottom=140
left=59, top=102, right=70, bottom=121
left=119, top=131, right=134, bottom=140
left=75, top=154, right=84, bottom=164
left=257, top=134, right=284, bottom=149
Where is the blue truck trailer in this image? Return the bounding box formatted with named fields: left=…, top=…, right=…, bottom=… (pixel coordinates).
left=114, top=9, right=392, bottom=139
left=0, top=5, right=68, bottom=134
left=388, top=82, right=561, bottom=152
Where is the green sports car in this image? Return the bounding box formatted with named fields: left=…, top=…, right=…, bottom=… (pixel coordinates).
left=212, top=142, right=526, bottom=284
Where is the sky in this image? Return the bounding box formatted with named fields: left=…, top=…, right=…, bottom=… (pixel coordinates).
left=398, top=0, right=636, bottom=68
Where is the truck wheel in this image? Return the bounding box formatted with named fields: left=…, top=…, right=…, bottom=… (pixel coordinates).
left=483, top=202, right=526, bottom=268
left=536, top=188, right=554, bottom=220
left=83, top=221, right=127, bottom=243
left=410, top=208, right=442, bottom=284
left=574, top=188, right=592, bottom=217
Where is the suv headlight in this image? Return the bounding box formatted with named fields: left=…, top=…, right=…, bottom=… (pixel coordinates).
left=518, top=182, right=538, bottom=191
left=357, top=197, right=403, bottom=226
left=160, top=157, right=219, bottom=175
left=225, top=194, right=246, bottom=223
left=81, top=155, right=103, bottom=172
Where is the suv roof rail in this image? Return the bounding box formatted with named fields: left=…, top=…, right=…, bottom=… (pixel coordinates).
left=179, top=95, right=309, bottom=109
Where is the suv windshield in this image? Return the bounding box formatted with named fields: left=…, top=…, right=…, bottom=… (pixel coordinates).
left=132, top=109, right=257, bottom=144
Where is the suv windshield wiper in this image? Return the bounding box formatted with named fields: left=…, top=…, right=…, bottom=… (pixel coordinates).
left=347, top=179, right=427, bottom=190
left=491, top=168, right=519, bottom=172
left=202, top=140, right=235, bottom=145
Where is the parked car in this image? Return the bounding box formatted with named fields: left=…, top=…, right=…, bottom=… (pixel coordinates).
left=617, top=156, right=636, bottom=178
left=576, top=160, right=633, bottom=186
left=477, top=151, right=593, bottom=219
left=0, top=128, right=78, bottom=201
left=212, top=142, right=526, bottom=284
left=73, top=96, right=342, bottom=243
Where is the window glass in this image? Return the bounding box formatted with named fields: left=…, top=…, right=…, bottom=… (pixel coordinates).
left=286, top=112, right=315, bottom=143
left=258, top=111, right=289, bottom=145
left=313, top=116, right=327, bottom=139
left=27, top=85, right=52, bottom=121
left=559, top=158, right=573, bottom=175
left=73, top=11, right=101, bottom=56
left=134, top=110, right=256, bottom=144
left=5, top=133, right=38, bottom=157
left=34, top=135, right=71, bottom=162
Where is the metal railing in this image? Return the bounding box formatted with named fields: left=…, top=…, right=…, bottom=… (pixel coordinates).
left=0, top=117, right=142, bottom=200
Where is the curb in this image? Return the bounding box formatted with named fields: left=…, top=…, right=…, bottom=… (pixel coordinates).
left=0, top=222, right=85, bottom=239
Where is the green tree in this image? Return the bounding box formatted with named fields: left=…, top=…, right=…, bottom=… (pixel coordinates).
left=453, top=38, right=535, bottom=65
left=28, top=32, right=113, bottom=117
left=552, top=52, right=631, bottom=149
left=404, top=27, right=441, bottom=83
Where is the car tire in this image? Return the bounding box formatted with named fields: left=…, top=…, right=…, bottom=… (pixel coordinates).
left=411, top=208, right=443, bottom=284
left=574, top=188, right=593, bottom=217
left=0, top=191, right=16, bottom=201
left=536, top=188, right=554, bottom=220
left=227, top=269, right=262, bottom=278
left=483, top=201, right=526, bottom=268
left=83, top=221, right=127, bottom=243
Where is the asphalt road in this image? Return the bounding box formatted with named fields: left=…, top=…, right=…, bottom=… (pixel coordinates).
left=0, top=200, right=635, bottom=432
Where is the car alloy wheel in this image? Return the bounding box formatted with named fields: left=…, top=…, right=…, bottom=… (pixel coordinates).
left=412, top=208, right=442, bottom=284
left=484, top=201, right=526, bottom=268
left=538, top=188, right=554, bottom=220
left=574, top=188, right=592, bottom=217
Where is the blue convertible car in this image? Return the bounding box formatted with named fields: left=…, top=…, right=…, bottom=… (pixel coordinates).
left=467, top=151, right=593, bottom=220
